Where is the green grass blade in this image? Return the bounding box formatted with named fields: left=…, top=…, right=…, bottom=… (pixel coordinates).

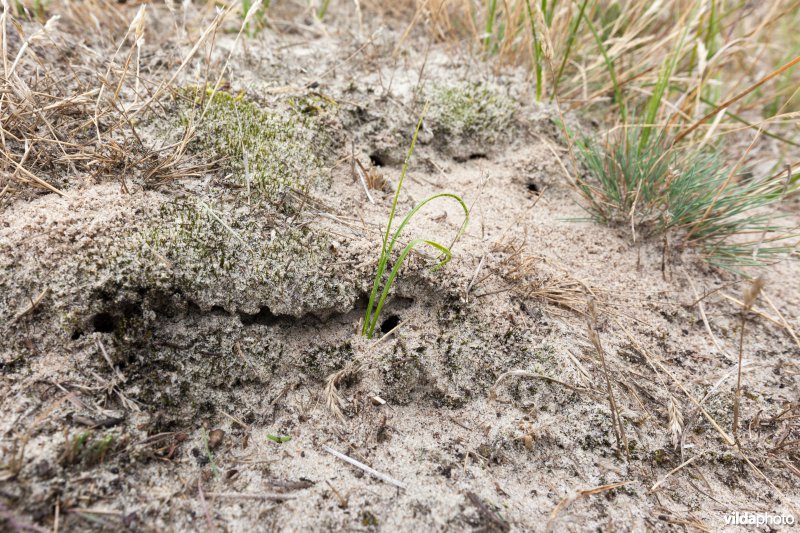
left=554, top=0, right=589, bottom=95
left=581, top=12, right=626, bottom=122
left=639, top=5, right=696, bottom=151
left=524, top=0, right=544, bottom=102
left=366, top=239, right=452, bottom=338
left=362, top=106, right=469, bottom=338
left=364, top=192, right=469, bottom=337
left=484, top=0, right=498, bottom=52
left=362, top=106, right=428, bottom=335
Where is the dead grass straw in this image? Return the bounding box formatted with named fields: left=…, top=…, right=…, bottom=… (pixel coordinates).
left=732, top=276, right=764, bottom=441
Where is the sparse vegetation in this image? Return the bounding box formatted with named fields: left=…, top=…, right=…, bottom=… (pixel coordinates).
left=428, top=82, right=514, bottom=143
left=2, top=1, right=800, bottom=531
left=575, top=125, right=798, bottom=267
left=188, top=89, right=333, bottom=200
left=362, top=107, right=469, bottom=338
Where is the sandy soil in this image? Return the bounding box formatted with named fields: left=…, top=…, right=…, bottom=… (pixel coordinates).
left=1, top=4, right=799, bottom=532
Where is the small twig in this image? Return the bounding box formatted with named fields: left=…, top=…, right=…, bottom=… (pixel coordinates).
left=733, top=277, right=764, bottom=441
left=761, top=290, right=800, bottom=350
left=464, top=254, right=486, bottom=301
left=96, top=340, right=125, bottom=383
left=197, top=479, right=218, bottom=533
left=489, top=370, right=596, bottom=400
left=203, top=492, right=293, bottom=502
left=352, top=143, right=374, bottom=204
left=547, top=481, right=630, bottom=532
left=586, top=300, right=629, bottom=459
left=220, top=410, right=250, bottom=430
left=683, top=269, right=733, bottom=361
left=465, top=492, right=510, bottom=532
left=11, top=287, right=49, bottom=324
left=322, top=446, right=406, bottom=490
left=649, top=454, right=701, bottom=493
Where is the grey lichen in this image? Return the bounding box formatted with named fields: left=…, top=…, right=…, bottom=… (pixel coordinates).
left=427, top=82, right=514, bottom=143
left=135, top=196, right=357, bottom=317
left=188, top=89, right=335, bottom=199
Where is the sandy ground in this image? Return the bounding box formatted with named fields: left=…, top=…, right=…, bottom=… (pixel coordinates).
left=1, top=4, right=799, bottom=532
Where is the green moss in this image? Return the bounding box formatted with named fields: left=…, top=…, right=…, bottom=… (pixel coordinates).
left=135, top=195, right=349, bottom=316
left=61, top=431, right=117, bottom=467
left=188, top=89, right=333, bottom=199
left=428, top=82, right=514, bottom=142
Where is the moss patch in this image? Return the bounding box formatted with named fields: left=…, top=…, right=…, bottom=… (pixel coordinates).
left=134, top=196, right=354, bottom=316
left=188, top=89, right=335, bottom=199
left=428, top=82, right=514, bottom=143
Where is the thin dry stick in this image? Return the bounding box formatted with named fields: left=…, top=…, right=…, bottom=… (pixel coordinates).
left=197, top=479, right=218, bottom=533
left=720, top=293, right=783, bottom=329
left=546, top=481, right=631, bottom=532
left=683, top=269, right=732, bottom=361
left=323, top=446, right=406, bottom=490
left=760, top=290, right=800, bottom=350
left=204, top=492, right=293, bottom=502
left=732, top=277, right=764, bottom=441
left=586, top=300, right=629, bottom=459
left=11, top=287, right=49, bottom=323
left=674, top=54, right=800, bottom=144
left=649, top=454, right=701, bottom=493
left=738, top=451, right=800, bottom=518
left=489, top=369, right=597, bottom=400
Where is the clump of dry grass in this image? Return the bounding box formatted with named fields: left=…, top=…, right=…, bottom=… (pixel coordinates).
left=0, top=2, right=221, bottom=200
left=323, top=361, right=362, bottom=421
left=390, top=0, right=800, bottom=191
left=488, top=233, right=602, bottom=316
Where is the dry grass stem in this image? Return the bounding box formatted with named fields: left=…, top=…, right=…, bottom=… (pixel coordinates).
left=732, top=276, right=764, bottom=440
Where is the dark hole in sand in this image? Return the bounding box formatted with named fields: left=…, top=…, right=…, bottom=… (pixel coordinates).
left=380, top=314, right=400, bottom=334
left=239, top=307, right=279, bottom=326
left=369, top=151, right=387, bottom=167
left=526, top=180, right=540, bottom=193
left=91, top=312, right=117, bottom=333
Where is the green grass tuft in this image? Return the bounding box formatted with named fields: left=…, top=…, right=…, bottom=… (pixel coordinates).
left=362, top=106, right=469, bottom=339
left=576, top=126, right=798, bottom=268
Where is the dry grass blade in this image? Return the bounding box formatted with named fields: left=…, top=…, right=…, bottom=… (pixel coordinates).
left=489, top=370, right=596, bottom=400
left=586, top=300, right=629, bottom=459
left=0, top=3, right=214, bottom=199
left=649, top=454, right=700, bottom=494
left=732, top=276, right=764, bottom=441
left=614, top=317, right=736, bottom=446
left=761, top=290, right=800, bottom=350
left=546, top=481, right=631, bottom=532
left=675, top=54, right=800, bottom=144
